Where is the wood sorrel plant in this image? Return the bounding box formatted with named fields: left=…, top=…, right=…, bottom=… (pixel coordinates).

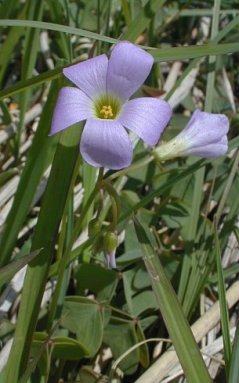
left=1, top=2, right=238, bottom=383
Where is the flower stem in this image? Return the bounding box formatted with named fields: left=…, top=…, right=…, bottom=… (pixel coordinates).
left=102, top=179, right=120, bottom=231
left=108, top=155, right=153, bottom=180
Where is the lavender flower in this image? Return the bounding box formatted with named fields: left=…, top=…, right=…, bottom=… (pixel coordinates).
left=50, top=41, right=172, bottom=169
left=104, top=250, right=117, bottom=269
left=153, top=109, right=229, bottom=161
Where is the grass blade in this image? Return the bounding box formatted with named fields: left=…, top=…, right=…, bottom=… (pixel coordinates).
left=133, top=216, right=212, bottom=383
left=214, top=225, right=232, bottom=378
left=4, top=123, right=82, bottom=383
left=0, top=249, right=41, bottom=288
left=0, top=81, right=60, bottom=267
left=228, top=323, right=239, bottom=383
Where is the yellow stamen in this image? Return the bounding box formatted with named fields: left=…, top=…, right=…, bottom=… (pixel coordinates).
left=99, top=105, right=114, bottom=119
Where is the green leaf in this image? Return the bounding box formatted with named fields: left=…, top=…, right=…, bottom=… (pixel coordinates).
left=0, top=19, right=117, bottom=44
left=0, top=81, right=60, bottom=267
left=152, top=42, right=239, bottom=62
left=5, top=122, right=82, bottom=383
left=32, top=333, right=87, bottom=361
left=0, top=168, right=18, bottom=187
left=133, top=216, right=212, bottom=383
left=51, top=337, right=88, bottom=360
left=104, top=318, right=139, bottom=374
left=136, top=322, right=150, bottom=368
left=62, top=296, right=104, bottom=357
left=228, top=324, right=239, bottom=383
left=0, top=249, right=41, bottom=288
left=215, top=226, right=232, bottom=378
left=79, top=367, right=99, bottom=383
left=75, top=264, right=118, bottom=302
left=122, top=0, right=167, bottom=42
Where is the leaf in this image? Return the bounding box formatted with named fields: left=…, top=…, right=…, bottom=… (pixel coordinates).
left=136, top=323, right=149, bottom=368
left=32, top=333, right=87, bottom=361
left=75, top=263, right=118, bottom=302
left=0, top=249, right=41, bottom=288
left=104, top=318, right=139, bottom=374
left=228, top=323, right=239, bottom=383
left=51, top=337, right=87, bottom=360
left=62, top=296, right=104, bottom=357
left=5, top=122, right=82, bottom=383
left=133, top=215, right=212, bottom=383
left=0, top=81, right=60, bottom=267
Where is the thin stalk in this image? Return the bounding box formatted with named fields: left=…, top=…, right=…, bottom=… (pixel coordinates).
left=108, top=155, right=153, bottom=180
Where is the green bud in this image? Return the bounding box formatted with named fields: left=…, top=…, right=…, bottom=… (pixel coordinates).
left=103, top=232, right=118, bottom=253
left=88, top=218, right=102, bottom=237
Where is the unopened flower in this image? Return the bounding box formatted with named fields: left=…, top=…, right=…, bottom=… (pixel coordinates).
left=153, top=109, right=229, bottom=161
left=50, top=41, right=172, bottom=169
left=103, top=232, right=118, bottom=269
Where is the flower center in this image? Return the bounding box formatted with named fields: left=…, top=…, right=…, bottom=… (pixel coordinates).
left=99, top=105, right=114, bottom=119
left=94, top=94, right=121, bottom=120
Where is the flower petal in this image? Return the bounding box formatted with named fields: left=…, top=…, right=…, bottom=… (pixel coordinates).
left=104, top=250, right=117, bottom=269
left=118, top=98, right=172, bottom=145
left=185, top=136, right=228, bottom=158
left=63, top=54, right=108, bottom=99
left=107, top=41, right=153, bottom=101
left=182, top=109, right=229, bottom=145
left=80, top=119, right=132, bottom=169
left=50, top=87, right=92, bottom=135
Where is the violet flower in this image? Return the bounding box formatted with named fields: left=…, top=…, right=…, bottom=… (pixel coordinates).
left=153, top=109, right=229, bottom=161
left=50, top=41, right=172, bottom=169
left=104, top=250, right=117, bottom=269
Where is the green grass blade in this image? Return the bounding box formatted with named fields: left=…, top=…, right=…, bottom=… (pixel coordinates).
left=0, top=67, right=62, bottom=100
left=0, top=81, right=60, bottom=267
left=228, top=323, right=239, bottom=383
left=177, top=165, right=205, bottom=306
left=0, top=19, right=117, bottom=44
left=151, top=42, right=239, bottom=61
left=122, top=0, right=166, bottom=41
left=215, top=226, right=232, bottom=378
left=16, top=1, right=44, bottom=159
left=133, top=216, right=212, bottom=383
left=0, top=249, right=41, bottom=288
left=0, top=14, right=238, bottom=102
left=0, top=6, right=27, bottom=85
left=178, top=0, right=220, bottom=312
left=0, top=0, right=18, bottom=18
left=0, top=19, right=238, bottom=62
left=4, top=123, right=82, bottom=383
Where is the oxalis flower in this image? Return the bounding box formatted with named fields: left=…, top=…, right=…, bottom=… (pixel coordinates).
left=50, top=41, right=172, bottom=169
left=153, top=109, right=229, bottom=161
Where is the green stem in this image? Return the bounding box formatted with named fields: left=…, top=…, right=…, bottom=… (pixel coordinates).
left=102, top=180, right=120, bottom=231
left=108, top=155, right=153, bottom=180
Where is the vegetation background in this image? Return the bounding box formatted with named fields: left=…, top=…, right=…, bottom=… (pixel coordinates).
left=0, top=0, right=239, bottom=382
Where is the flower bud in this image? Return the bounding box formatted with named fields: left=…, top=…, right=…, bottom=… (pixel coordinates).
left=103, top=232, right=118, bottom=269
left=103, top=232, right=118, bottom=253
left=153, top=109, right=229, bottom=161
